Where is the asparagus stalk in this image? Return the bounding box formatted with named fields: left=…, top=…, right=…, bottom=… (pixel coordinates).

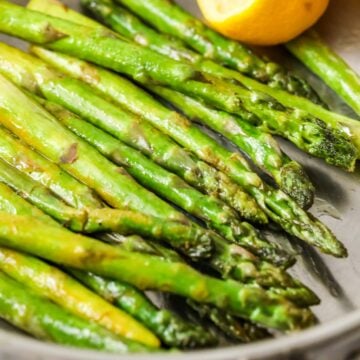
left=0, top=247, right=160, bottom=347
left=0, top=112, right=313, bottom=304
left=1, top=3, right=354, bottom=173
left=0, top=135, right=314, bottom=304
left=0, top=182, right=214, bottom=349
left=0, top=126, right=104, bottom=209
left=77, top=0, right=357, bottom=174
left=70, top=271, right=217, bottom=348
left=6, top=52, right=346, bottom=258
left=48, top=0, right=311, bottom=208
left=39, top=98, right=290, bottom=265
left=0, top=1, right=341, bottom=172
left=152, top=88, right=315, bottom=209
left=287, top=30, right=360, bottom=116
left=0, top=5, right=348, bottom=256
left=0, top=74, right=214, bottom=261
left=0, top=212, right=316, bottom=331
left=0, top=182, right=302, bottom=343
left=47, top=0, right=360, bottom=159
left=0, top=180, right=300, bottom=344
left=0, top=270, right=148, bottom=352
left=27, top=48, right=266, bottom=226
left=186, top=300, right=270, bottom=343
left=111, top=0, right=324, bottom=105
left=0, top=157, right=218, bottom=260
left=1, top=3, right=330, bottom=162
left=0, top=46, right=293, bottom=265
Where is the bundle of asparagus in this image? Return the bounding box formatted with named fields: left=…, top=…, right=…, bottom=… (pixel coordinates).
left=0, top=0, right=357, bottom=354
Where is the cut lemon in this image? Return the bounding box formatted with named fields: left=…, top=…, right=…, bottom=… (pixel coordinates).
left=197, top=0, right=329, bottom=46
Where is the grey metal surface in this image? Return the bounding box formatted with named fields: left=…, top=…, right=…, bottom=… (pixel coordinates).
left=0, top=0, right=359, bottom=359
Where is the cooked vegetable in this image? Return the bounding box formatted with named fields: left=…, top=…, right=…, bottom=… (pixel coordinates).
left=0, top=128, right=317, bottom=306
left=0, top=212, right=316, bottom=331
left=287, top=30, right=360, bottom=116
left=0, top=40, right=347, bottom=258
left=0, top=247, right=160, bottom=347
left=0, top=181, right=214, bottom=349
left=0, top=270, right=149, bottom=352
left=71, top=270, right=218, bottom=348
left=38, top=97, right=289, bottom=265
left=111, top=0, right=324, bottom=104
left=0, top=157, right=218, bottom=255
left=74, top=0, right=356, bottom=173
left=76, top=0, right=360, bottom=161
left=0, top=72, right=213, bottom=261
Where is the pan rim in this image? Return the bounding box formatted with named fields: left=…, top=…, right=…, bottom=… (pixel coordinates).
left=0, top=308, right=359, bottom=359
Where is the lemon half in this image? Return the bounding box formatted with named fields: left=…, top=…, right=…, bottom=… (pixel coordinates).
left=197, top=0, right=329, bottom=45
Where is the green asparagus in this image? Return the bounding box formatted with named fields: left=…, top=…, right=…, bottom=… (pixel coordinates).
left=26, top=48, right=267, bottom=225
left=75, top=0, right=357, bottom=173
left=1, top=2, right=347, bottom=174
left=0, top=270, right=148, bottom=352
left=69, top=0, right=355, bottom=173
left=0, top=114, right=314, bottom=304
left=287, top=30, right=360, bottom=116
left=0, top=181, right=308, bottom=342
left=1, top=3, right=334, bottom=167
left=1, top=2, right=355, bottom=172
left=39, top=98, right=290, bottom=265
left=70, top=271, right=217, bottom=348
left=0, top=132, right=315, bottom=304
left=0, top=156, right=218, bottom=260
left=0, top=126, right=104, bottom=209
left=0, top=73, right=214, bottom=261
left=186, top=300, right=271, bottom=343
left=63, top=0, right=360, bottom=159
left=0, top=179, right=304, bottom=343
left=112, top=0, right=324, bottom=105
left=0, top=247, right=160, bottom=347
left=0, top=181, right=215, bottom=349
left=0, top=212, right=316, bottom=331
left=74, top=0, right=313, bottom=208
left=0, top=47, right=344, bottom=257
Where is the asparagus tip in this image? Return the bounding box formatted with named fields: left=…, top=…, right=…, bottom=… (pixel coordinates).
left=279, top=161, right=315, bottom=210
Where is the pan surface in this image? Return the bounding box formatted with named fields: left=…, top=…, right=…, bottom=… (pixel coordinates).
left=0, top=0, right=359, bottom=359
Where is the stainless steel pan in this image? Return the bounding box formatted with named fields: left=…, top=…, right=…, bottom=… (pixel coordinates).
left=0, top=0, right=359, bottom=358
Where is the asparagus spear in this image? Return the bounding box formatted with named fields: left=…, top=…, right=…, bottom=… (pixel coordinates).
left=287, top=30, right=360, bottom=116
left=39, top=98, right=290, bottom=265
left=0, top=182, right=308, bottom=343
left=0, top=181, right=215, bottom=349
left=0, top=126, right=104, bottom=209
left=0, top=179, right=302, bottom=344
left=77, top=0, right=357, bottom=174
left=0, top=136, right=314, bottom=304
left=70, top=271, right=218, bottom=348
left=46, top=0, right=360, bottom=159
left=0, top=3, right=357, bottom=174
left=186, top=300, right=270, bottom=343
left=0, top=130, right=102, bottom=210
left=0, top=110, right=312, bottom=304
left=1, top=3, right=354, bottom=172
left=0, top=47, right=286, bottom=265
left=0, top=212, right=316, bottom=331
left=26, top=49, right=266, bottom=226
left=0, top=270, right=149, bottom=352
left=0, top=6, right=348, bottom=256
left=111, top=0, right=324, bottom=105
left=0, top=247, right=160, bottom=347
left=5, top=52, right=346, bottom=258
left=0, top=74, right=215, bottom=261
left=46, top=0, right=311, bottom=208
left=0, top=156, right=219, bottom=260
